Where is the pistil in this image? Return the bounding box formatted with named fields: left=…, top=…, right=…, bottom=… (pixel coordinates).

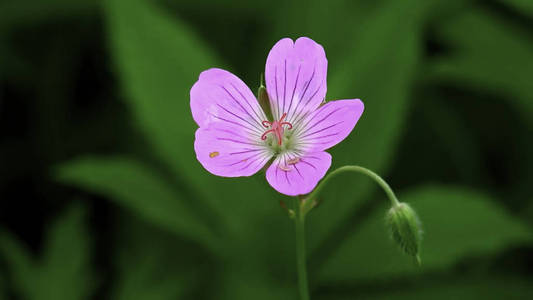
left=261, top=112, right=293, bottom=145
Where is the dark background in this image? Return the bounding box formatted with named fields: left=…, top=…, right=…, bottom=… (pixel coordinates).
left=1, top=0, right=532, bottom=299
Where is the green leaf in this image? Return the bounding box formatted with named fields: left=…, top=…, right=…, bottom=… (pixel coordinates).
left=0, top=279, right=5, bottom=300
left=429, top=9, right=533, bottom=123
left=316, top=276, right=533, bottom=300
left=501, top=0, right=533, bottom=17
left=317, top=185, right=532, bottom=282
left=111, top=212, right=294, bottom=300
left=56, top=156, right=219, bottom=251
left=416, top=94, right=485, bottom=182
left=114, top=263, right=188, bottom=300
left=104, top=0, right=280, bottom=239
left=0, top=230, right=35, bottom=296
left=0, top=0, right=97, bottom=33
left=104, top=0, right=217, bottom=179
left=38, top=203, right=95, bottom=300
left=217, top=269, right=296, bottom=300
left=111, top=217, right=200, bottom=300
left=0, top=202, right=95, bottom=300
left=268, top=1, right=372, bottom=61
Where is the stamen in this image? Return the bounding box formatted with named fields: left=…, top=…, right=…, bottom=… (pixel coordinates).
left=287, top=157, right=300, bottom=165
left=279, top=112, right=287, bottom=122
left=261, top=129, right=275, bottom=140
left=279, top=164, right=291, bottom=171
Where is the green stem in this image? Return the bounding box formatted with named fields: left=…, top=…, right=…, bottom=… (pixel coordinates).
left=294, top=198, right=310, bottom=300
left=291, top=165, right=397, bottom=298
left=302, top=165, right=400, bottom=215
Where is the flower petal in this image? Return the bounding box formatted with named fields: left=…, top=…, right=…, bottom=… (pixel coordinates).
left=265, top=37, right=327, bottom=123
left=266, top=151, right=331, bottom=196
left=294, top=99, right=364, bottom=152
left=190, top=68, right=267, bottom=139
left=194, top=124, right=273, bottom=177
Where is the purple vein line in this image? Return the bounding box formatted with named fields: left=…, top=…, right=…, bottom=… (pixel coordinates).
left=213, top=128, right=252, bottom=141
left=210, top=113, right=261, bottom=136
left=229, top=149, right=263, bottom=155
left=283, top=59, right=287, bottom=115
left=217, top=138, right=261, bottom=146
left=229, top=82, right=265, bottom=127
left=287, top=64, right=301, bottom=119
left=300, top=121, right=344, bottom=139
left=221, top=86, right=263, bottom=131
left=305, top=79, right=323, bottom=106
left=284, top=155, right=290, bottom=185
left=292, top=62, right=316, bottom=121
left=298, top=107, right=343, bottom=136
left=288, top=152, right=304, bottom=179
left=300, top=159, right=317, bottom=170
left=274, top=65, right=279, bottom=120
left=216, top=104, right=263, bottom=134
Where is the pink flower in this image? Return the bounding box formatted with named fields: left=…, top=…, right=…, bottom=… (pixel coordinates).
left=191, top=37, right=364, bottom=196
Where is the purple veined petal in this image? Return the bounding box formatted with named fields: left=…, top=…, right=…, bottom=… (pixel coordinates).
left=294, top=99, right=364, bottom=152
left=265, top=37, right=327, bottom=123
left=266, top=151, right=332, bottom=196
left=190, top=68, right=267, bottom=138
left=194, top=124, right=273, bottom=177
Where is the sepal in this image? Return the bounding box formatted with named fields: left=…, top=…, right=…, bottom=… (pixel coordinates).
left=257, top=73, right=273, bottom=120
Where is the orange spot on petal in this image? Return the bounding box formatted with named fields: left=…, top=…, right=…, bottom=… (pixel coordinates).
left=209, top=151, right=219, bottom=158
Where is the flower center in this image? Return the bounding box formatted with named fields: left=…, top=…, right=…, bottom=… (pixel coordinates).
left=261, top=112, right=293, bottom=146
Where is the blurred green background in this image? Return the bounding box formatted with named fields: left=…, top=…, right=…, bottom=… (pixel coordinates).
left=1, top=0, right=532, bottom=299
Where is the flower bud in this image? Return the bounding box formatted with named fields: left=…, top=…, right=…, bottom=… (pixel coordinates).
left=386, top=202, right=422, bottom=265
left=257, top=73, right=273, bottom=120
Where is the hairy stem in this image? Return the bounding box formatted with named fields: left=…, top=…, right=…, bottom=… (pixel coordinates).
left=302, top=165, right=400, bottom=215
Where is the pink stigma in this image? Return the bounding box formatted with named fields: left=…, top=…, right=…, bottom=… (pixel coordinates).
left=261, top=112, right=293, bottom=145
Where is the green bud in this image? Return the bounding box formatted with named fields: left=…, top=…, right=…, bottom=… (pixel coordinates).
left=386, top=202, right=422, bottom=265
left=257, top=73, right=273, bottom=120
